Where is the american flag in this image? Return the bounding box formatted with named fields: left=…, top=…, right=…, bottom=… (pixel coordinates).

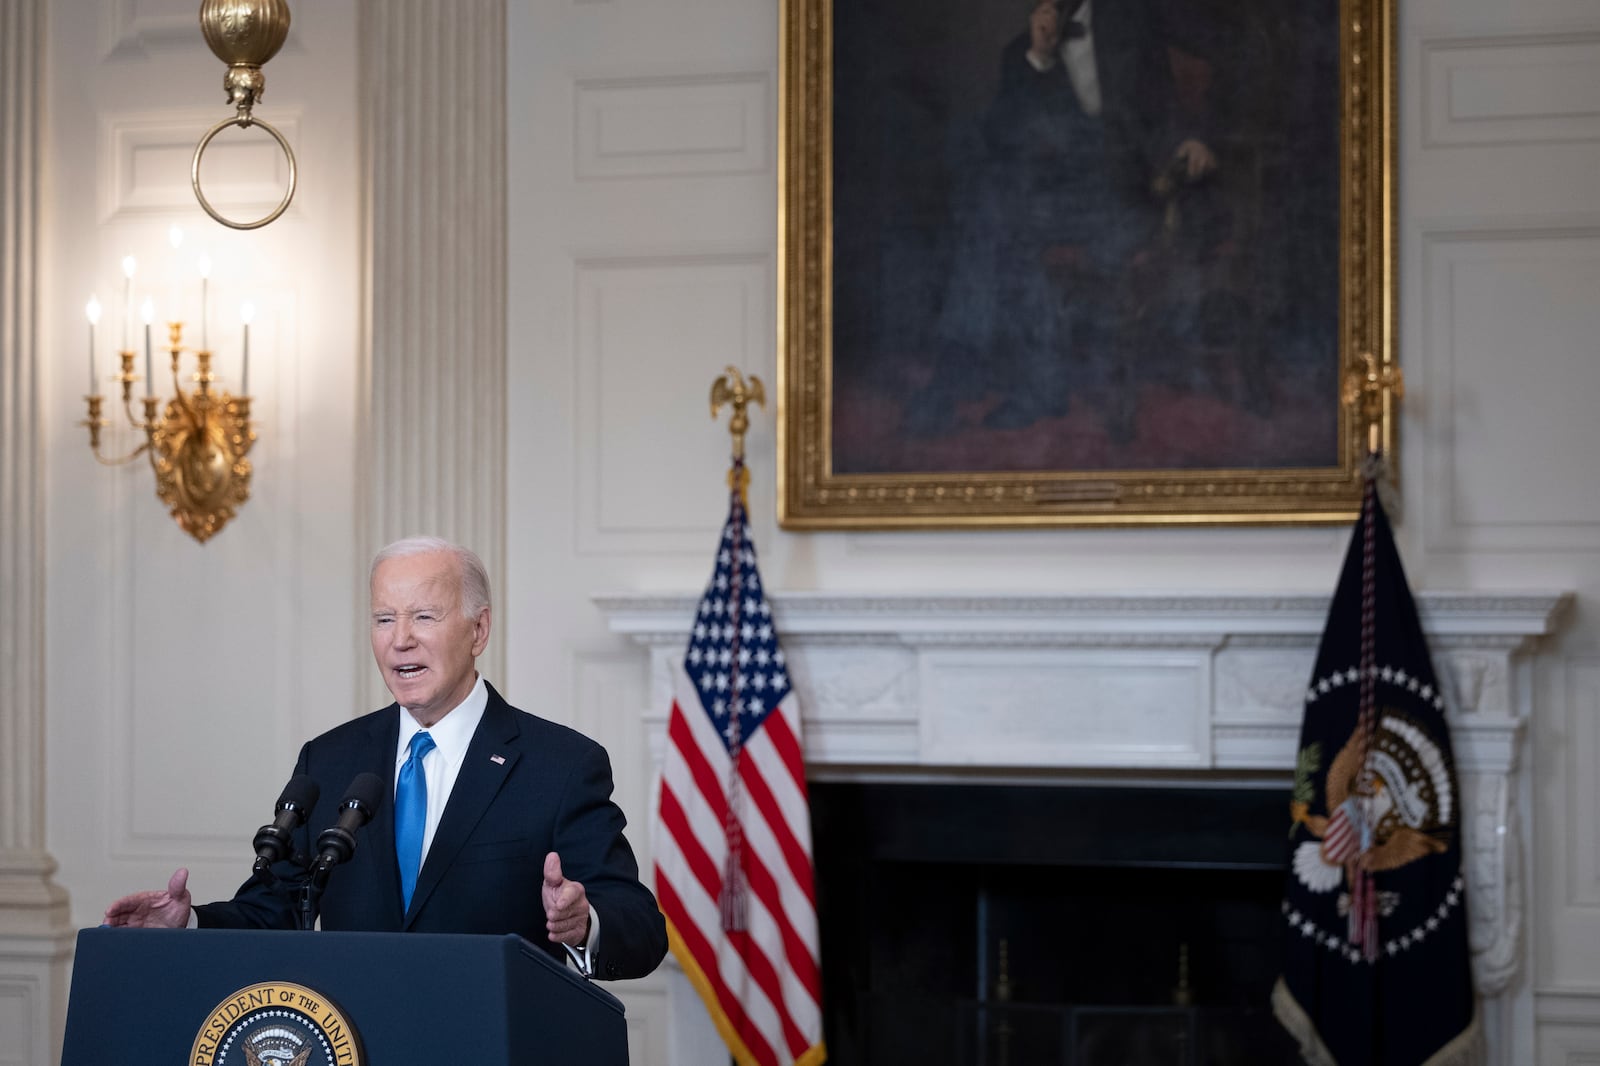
left=654, top=473, right=826, bottom=1066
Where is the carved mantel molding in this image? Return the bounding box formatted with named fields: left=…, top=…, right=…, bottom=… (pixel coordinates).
left=597, top=589, right=1568, bottom=999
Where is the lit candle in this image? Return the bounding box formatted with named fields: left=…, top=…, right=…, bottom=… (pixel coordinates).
left=197, top=254, right=212, bottom=351
left=240, top=302, right=255, bottom=396
left=121, top=255, right=136, bottom=351
left=85, top=297, right=102, bottom=396
left=141, top=298, right=155, bottom=396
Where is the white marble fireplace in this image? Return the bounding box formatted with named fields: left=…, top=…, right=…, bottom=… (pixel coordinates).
left=598, top=590, right=1567, bottom=1066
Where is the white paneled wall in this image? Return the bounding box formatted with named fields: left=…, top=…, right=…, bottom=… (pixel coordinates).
left=503, top=0, right=782, bottom=1050
left=1402, top=0, right=1600, bottom=1059
left=10, top=0, right=1600, bottom=1063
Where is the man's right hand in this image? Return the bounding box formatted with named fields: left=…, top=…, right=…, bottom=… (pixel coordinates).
left=103, top=867, right=193, bottom=928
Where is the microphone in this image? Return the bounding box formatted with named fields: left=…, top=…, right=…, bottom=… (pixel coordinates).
left=252, top=774, right=320, bottom=874
left=314, top=772, right=383, bottom=872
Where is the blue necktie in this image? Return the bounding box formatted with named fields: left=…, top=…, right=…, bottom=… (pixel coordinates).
left=395, top=730, right=436, bottom=912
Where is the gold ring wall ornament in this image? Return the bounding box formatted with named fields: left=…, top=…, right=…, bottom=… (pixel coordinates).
left=191, top=0, right=296, bottom=230
left=192, top=114, right=297, bottom=231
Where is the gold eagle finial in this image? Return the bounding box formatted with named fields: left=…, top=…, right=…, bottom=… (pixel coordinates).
left=710, top=366, right=765, bottom=503
left=710, top=366, right=765, bottom=464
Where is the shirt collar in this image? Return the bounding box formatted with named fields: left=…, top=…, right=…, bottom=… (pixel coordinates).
left=396, top=674, right=488, bottom=766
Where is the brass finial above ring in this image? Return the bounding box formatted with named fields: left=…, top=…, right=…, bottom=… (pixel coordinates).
left=200, top=0, right=291, bottom=112
left=193, top=0, right=296, bottom=230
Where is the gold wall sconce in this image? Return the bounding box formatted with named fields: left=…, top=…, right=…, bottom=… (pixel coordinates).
left=78, top=239, right=257, bottom=544
left=192, top=0, right=296, bottom=230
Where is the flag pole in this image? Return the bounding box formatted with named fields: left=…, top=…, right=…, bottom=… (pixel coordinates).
left=1339, top=351, right=1409, bottom=961
left=707, top=366, right=766, bottom=932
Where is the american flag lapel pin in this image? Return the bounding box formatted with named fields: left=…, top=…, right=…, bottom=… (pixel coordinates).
left=490, top=754, right=506, bottom=765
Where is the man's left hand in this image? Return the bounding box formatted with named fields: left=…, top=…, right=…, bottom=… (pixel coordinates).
left=1173, top=139, right=1218, bottom=180
left=542, top=852, right=591, bottom=946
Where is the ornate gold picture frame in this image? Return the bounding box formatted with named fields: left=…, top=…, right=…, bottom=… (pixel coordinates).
left=779, top=0, right=1395, bottom=527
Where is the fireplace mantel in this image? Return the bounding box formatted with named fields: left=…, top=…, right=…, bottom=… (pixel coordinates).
left=597, top=589, right=1567, bottom=1043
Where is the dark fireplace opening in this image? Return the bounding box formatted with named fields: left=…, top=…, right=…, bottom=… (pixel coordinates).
left=811, top=780, right=1304, bottom=1065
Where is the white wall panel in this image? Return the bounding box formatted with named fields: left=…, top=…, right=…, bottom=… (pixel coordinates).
left=920, top=650, right=1213, bottom=767
left=1540, top=1028, right=1600, bottom=1065
left=1561, top=659, right=1600, bottom=904
left=575, top=72, right=770, bottom=180
left=572, top=653, right=654, bottom=867
left=104, top=111, right=302, bottom=219
left=1421, top=227, right=1600, bottom=552
left=0, top=981, right=32, bottom=1066
left=104, top=0, right=215, bottom=57
left=1422, top=33, right=1600, bottom=147
left=1541, top=995, right=1600, bottom=1062
left=575, top=252, right=770, bottom=554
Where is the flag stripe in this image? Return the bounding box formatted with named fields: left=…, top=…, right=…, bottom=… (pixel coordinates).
left=735, top=812, right=825, bottom=1003
left=744, top=709, right=816, bottom=870
left=657, top=876, right=781, bottom=1066
left=661, top=853, right=789, bottom=1062
left=742, top=734, right=818, bottom=908
left=667, top=691, right=733, bottom=822
left=736, top=755, right=821, bottom=957
left=658, top=781, right=724, bottom=906
left=730, top=923, right=814, bottom=1060
left=759, top=703, right=810, bottom=807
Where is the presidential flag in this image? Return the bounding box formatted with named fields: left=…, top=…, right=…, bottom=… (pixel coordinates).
left=654, top=467, right=826, bottom=1066
left=1274, top=478, right=1481, bottom=1065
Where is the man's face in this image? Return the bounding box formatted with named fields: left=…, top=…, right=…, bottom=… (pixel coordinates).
left=1031, top=2, right=1062, bottom=52
left=370, top=550, right=490, bottom=726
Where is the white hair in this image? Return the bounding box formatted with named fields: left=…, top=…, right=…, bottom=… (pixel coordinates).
left=369, top=536, right=491, bottom=619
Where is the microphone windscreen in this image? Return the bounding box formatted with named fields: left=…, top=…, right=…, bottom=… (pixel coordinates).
left=276, top=773, right=320, bottom=813
left=343, top=771, right=383, bottom=815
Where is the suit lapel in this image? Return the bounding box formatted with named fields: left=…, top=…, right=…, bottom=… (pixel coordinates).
left=363, top=707, right=406, bottom=924
left=403, top=686, right=523, bottom=928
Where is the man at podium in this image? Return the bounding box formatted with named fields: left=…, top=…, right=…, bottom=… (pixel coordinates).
left=104, top=537, right=668, bottom=982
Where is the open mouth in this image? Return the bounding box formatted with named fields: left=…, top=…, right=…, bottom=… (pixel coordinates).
left=394, top=664, right=427, bottom=680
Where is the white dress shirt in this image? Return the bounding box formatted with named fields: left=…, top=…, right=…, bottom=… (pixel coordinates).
left=1025, top=1, right=1104, bottom=117
left=394, top=674, right=488, bottom=866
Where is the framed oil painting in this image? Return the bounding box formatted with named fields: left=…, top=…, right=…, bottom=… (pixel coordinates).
left=778, top=0, right=1396, bottom=527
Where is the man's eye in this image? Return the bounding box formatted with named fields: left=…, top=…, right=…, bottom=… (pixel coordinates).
left=374, top=617, right=394, bottom=626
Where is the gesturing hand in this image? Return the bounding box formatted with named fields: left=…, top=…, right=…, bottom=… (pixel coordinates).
left=1173, top=139, right=1218, bottom=180
left=103, top=867, right=193, bottom=928
left=542, top=852, right=591, bottom=946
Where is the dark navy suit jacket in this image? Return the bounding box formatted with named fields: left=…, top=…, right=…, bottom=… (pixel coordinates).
left=195, top=683, right=667, bottom=981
